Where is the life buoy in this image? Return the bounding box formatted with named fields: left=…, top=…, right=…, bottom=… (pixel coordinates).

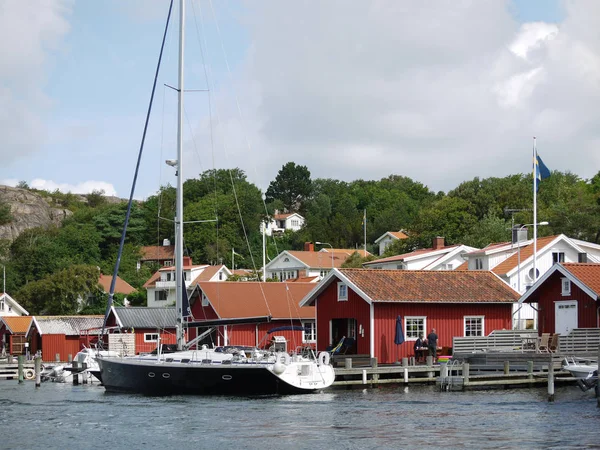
left=24, top=369, right=35, bottom=380
left=318, top=351, right=330, bottom=366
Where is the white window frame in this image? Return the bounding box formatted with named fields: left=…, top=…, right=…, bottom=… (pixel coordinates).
left=155, top=290, right=168, bottom=301
left=561, top=277, right=571, bottom=296
left=302, top=321, right=316, bottom=343
left=464, top=316, right=484, bottom=337
left=201, top=293, right=209, bottom=307
left=404, top=316, right=426, bottom=340
left=552, top=252, right=565, bottom=263
left=144, top=333, right=159, bottom=342
left=475, top=258, right=483, bottom=270
left=337, top=282, right=348, bottom=301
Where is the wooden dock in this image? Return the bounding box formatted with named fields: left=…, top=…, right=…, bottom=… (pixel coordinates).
left=0, top=362, right=35, bottom=380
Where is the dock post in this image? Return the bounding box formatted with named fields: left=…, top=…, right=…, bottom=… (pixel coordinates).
left=463, top=362, right=470, bottom=386
left=371, top=357, right=379, bottom=384
left=7, top=355, right=13, bottom=364
left=345, top=358, right=352, bottom=369
left=362, top=369, right=367, bottom=385
left=82, top=363, right=88, bottom=384
left=527, top=361, right=533, bottom=380
left=68, top=354, right=73, bottom=363
left=426, top=356, right=433, bottom=379
left=547, top=355, right=554, bottom=402
left=55, top=353, right=60, bottom=363
left=17, top=355, right=24, bottom=383
left=402, top=357, right=408, bottom=367
left=404, top=367, right=409, bottom=384
left=72, top=361, right=79, bottom=386
left=35, top=356, right=42, bottom=387
left=503, top=361, right=510, bottom=375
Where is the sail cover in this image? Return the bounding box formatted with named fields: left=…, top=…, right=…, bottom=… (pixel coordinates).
left=182, top=273, right=193, bottom=319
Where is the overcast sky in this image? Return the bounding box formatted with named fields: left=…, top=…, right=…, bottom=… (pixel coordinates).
left=1, top=0, right=598, bottom=198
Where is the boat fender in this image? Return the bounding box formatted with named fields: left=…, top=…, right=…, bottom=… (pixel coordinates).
left=318, top=352, right=330, bottom=366
left=25, top=369, right=35, bottom=380
left=272, top=362, right=286, bottom=375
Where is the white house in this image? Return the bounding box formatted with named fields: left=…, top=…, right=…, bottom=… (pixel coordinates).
left=0, top=293, right=29, bottom=317
left=144, top=257, right=232, bottom=307
left=374, top=230, right=409, bottom=255
left=264, top=242, right=358, bottom=281
left=261, top=212, right=305, bottom=236
left=461, top=233, right=600, bottom=329
left=363, top=237, right=478, bottom=271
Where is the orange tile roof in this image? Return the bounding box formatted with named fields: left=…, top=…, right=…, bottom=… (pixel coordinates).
left=98, top=274, right=136, bottom=295
left=287, top=251, right=348, bottom=268
left=0, top=316, right=32, bottom=334
left=140, top=245, right=175, bottom=261
left=191, top=265, right=224, bottom=283
left=197, top=282, right=315, bottom=319
left=143, top=270, right=162, bottom=289
left=562, top=263, right=600, bottom=295
left=389, top=231, right=409, bottom=240
left=273, top=213, right=294, bottom=220
left=455, top=261, right=469, bottom=271
left=286, top=276, right=319, bottom=283
left=338, top=269, right=519, bottom=302
left=492, top=235, right=558, bottom=275
left=324, top=248, right=372, bottom=257
left=365, top=245, right=460, bottom=265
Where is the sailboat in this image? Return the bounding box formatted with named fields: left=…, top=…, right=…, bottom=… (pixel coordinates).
left=96, top=0, right=335, bottom=395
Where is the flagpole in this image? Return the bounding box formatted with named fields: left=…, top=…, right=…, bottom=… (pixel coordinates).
left=363, top=209, right=367, bottom=255
left=533, top=137, right=537, bottom=285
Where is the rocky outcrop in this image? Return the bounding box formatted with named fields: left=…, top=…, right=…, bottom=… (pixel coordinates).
left=0, top=185, right=72, bottom=242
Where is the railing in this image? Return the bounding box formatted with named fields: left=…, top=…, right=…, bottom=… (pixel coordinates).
left=558, top=328, right=600, bottom=354
left=155, top=281, right=176, bottom=289
left=452, top=330, right=538, bottom=354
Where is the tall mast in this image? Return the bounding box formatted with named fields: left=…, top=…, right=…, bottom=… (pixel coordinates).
left=175, top=0, right=185, bottom=350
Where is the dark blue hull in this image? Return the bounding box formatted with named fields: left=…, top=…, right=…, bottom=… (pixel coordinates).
left=97, top=357, right=316, bottom=396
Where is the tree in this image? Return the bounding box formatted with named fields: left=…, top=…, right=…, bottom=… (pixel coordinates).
left=16, top=265, right=102, bottom=315
left=87, top=189, right=107, bottom=208
left=265, top=162, right=312, bottom=212
left=0, top=199, right=12, bottom=225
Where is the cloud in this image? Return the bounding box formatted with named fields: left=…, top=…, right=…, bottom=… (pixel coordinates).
left=0, top=1, right=73, bottom=166
left=202, top=0, right=600, bottom=192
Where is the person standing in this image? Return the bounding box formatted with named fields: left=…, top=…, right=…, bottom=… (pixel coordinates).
left=427, top=328, right=438, bottom=361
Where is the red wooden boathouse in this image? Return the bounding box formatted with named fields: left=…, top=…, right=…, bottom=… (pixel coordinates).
left=300, top=268, right=520, bottom=364
left=0, top=316, right=32, bottom=356
left=189, top=282, right=316, bottom=352
left=518, top=263, right=600, bottom=334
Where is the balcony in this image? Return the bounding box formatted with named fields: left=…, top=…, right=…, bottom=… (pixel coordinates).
left=155, top=281, right=176, bottom=289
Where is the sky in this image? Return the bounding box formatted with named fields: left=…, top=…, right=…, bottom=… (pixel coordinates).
left=1, top=0, right=599, bottom=199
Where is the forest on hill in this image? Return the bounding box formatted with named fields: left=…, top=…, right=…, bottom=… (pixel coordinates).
left=1, top=162, right=599, bottom=315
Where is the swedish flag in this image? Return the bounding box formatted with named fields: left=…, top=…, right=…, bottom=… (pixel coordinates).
left=534, top=151, right=551, bottom=192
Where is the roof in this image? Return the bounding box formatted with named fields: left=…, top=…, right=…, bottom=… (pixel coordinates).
left=301, top=269, right=519, bottom=306
left=196, top=282, right=315, bottom=320
left=374, top=230, right=409, bottom=244
left=561, top=263, right=600, bottom=294
left=286, top=250, right=349, bottom=268
left=143, top=270, right=162, bottom=288
left=98, top=274, right=136, bottom=295
left=491, top=235, right=559, bottom=276
left=0, top=316, right=32, bottom=334
left=140, top=245, right=175, bottom=261
left=28, top=316, right=104, bottom=336
left=191, top=265, right=228, bottom=283
left=286, top=276, right=320, bottom=283
left=111, top=307, right=177, bottom=329
left=363, top=245, right=461, bottom=265
left=320, top=248, right=372, bottom=257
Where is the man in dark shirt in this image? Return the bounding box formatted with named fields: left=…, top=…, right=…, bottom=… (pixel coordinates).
left=427, top=328, right=438, bottom=361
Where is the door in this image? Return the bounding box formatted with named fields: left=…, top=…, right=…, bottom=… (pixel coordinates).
left=555, top=300, right=578, bottom=335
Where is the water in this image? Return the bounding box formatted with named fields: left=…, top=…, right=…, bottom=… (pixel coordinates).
left=0, top=381, right=598, bottom=449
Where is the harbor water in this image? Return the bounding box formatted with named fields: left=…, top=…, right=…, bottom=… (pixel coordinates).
left=0, top=381, right=598, bottom=449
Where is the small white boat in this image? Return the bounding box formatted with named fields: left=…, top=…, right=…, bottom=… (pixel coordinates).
left=41, top=348, right=119, bottom=382
left=563, top=357, right=598, bottom=379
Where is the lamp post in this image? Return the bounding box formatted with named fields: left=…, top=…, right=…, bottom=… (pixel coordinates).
left=516, top=221, right=549, bottom=329
left=315, top=242, right=334, bottom=274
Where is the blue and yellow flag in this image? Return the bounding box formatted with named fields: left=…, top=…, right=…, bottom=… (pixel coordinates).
left=534, top=151, right=551, bottom=192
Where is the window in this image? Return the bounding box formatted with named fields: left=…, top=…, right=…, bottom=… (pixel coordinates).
left=218, top=271, right=223, bottom=280
left=475, top=258, right=483, bottom=270
left=440, top=263, right=453, bottom=270
left=396, top=262, right=406, bottom=270
left=155, top=290, right=168, bottom=301
left=164, top=261, right=173, bottom=267
left=144, top=333, right=159, bottom=342
left=320, top=269, right=329, bottom=278
left=302, top=321, right=316, bottom=343
left=561, top=277, right=571, bottom=296
left=337, top=283, right=348, bottom=301
left=552, top=252, right=565, bottom=263
left=405, top=317, right=426, bottom=340
left=201, top=293, right=209, bottom=306
left=464, top=316, right=484, bottom=337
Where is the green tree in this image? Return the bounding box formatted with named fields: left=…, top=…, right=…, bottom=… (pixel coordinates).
left=265, top=162, right=312, bottom=212
left=87, top=189, right=107, bottom=208
left=0, top=199, right=12, bottom=225
left=16, top=265, right=102, bottom=315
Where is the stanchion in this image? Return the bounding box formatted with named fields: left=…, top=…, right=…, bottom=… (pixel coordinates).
left=17, top=355, right=24, bottom=383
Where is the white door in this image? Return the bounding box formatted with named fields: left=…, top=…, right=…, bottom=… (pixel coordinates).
left=555, top=301, right=578, bottom=335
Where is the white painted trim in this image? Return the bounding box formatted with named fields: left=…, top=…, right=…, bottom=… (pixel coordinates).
left=463, top=315, right=485, bottom=337
left=369, top=302, right=374, bottom=358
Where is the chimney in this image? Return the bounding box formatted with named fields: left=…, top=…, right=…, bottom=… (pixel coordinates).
left=163, top=238, right=171, bottom=246
left=432, top=237, right=445, bottom=250
left=511, top=226, right=527, bottom=244
left=304, top=242, right=315, bottom=252
left=183, top=256, right=192, bottom=266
